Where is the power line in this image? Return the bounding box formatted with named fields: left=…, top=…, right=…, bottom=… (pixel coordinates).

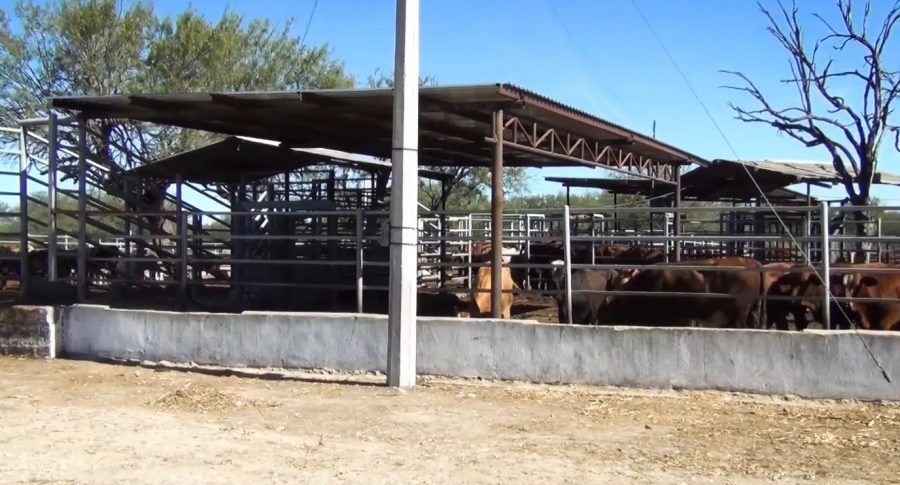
left=628, top=0, right=891, bottom=383
left=300, top=0, right=320, bottom=47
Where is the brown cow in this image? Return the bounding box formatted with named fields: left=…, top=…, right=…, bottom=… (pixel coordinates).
left=788, top=263, right=865, bottom=330
left=599, top=256, right=764, bottom=328
left=763, top=262, right=810, bottom=331
left=469, top=266, right=516, bottom=319
left=847, top=265, right=900, bottom=331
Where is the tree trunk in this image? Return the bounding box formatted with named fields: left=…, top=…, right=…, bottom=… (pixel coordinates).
left=850, top=194, right=871, bottom=263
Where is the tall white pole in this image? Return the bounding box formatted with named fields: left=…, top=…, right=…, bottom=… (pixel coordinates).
left=387, top=0, right=419, bottom=388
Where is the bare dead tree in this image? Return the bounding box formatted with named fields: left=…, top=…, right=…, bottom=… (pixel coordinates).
left=724, top=0, right=900, bottom=239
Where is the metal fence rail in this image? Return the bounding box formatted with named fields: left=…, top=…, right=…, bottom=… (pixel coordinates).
left=4, top=117, right=899, bottom=327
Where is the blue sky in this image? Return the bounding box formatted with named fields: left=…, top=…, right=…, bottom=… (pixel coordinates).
left=146, top=0, right=900, bottom=202
left=5, top=0, right=900, bottom=205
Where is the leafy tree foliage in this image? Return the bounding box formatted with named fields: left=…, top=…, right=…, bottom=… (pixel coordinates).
left=0, top=0, right=354, bottom=230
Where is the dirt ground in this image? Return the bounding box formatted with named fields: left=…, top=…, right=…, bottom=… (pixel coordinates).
left=1, top=358, right=898, bottom=484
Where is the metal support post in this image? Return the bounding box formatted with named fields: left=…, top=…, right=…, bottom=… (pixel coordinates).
left=439, top=181, right=448, bottom=288
left=490, top=109, right=504, bottom=318
left=803, top=210, right=812, bottom=264
left=18, top=127, right=29, bottom=297
left=877, top=218, right=883, bottom=263
left=175, top=174, right=187, bottom=306
left=590, top=215, right=596, bottom=266
left=467, top=213, right=473, bottom=289
left=356, top=209, right=364, bottom=313
left=673, top=169, right=682, bottom=262
left=613, top=193, right=619, bottom=235
left=47, top=113, right=58, bottom=282
left=192, top=214, right=201, bottom=284
left=76, top=122, right=87, bottom=302
left=123, top=179, right=132, bottom=259
left=386, top=0, right=419, bottom=388
left=821, top=201, right=831, bottom=330
left=563, top=205, right=573, bottom=325
left=525, top=214, right=532, bottom=290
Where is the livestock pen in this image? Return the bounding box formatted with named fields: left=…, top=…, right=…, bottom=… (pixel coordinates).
left=3, top=92, right=900, bottom=330
left=0, top=87, right=897, bottom=402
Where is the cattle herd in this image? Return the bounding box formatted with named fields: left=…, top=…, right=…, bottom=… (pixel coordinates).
left=2, top=239, right=898, bottom=331
left=465, top=242, right=900, bottom=332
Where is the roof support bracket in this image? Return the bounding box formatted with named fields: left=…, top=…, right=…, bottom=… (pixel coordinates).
left=495, top=114, right=680, bottom=183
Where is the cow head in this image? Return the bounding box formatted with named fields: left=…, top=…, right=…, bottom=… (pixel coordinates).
left=549, top=260, right=565, bottom=290
left=612, top=268, right=640, bottom=290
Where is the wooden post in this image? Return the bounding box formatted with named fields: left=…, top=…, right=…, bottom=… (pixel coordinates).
left=490, top=109, right=504, bottom=318
left=386, top=0, right=419, bottom=388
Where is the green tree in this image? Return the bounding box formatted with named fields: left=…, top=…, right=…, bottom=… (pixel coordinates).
left=365, top=70, right=529, bottom=210
left=0, top=0, right=354, bottom=227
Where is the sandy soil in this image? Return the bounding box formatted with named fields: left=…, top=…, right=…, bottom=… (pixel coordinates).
left=1, top=358, right=898, bottom=484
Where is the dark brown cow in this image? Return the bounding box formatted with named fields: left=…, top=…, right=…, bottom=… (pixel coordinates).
left=417, top=292, right=466, bottom=318
left=764, top=262, right=810, bottom=331
left=594, top=244, right=630, bottom=258
left=551, top=264, right=616, bottom=325
left=0, top=245, right=21, bottom=289
left=599, top=256, right=764, bottom=328
left=514, top=243, right=661, bottom=290
left=27, top=250, right=78, bottom=279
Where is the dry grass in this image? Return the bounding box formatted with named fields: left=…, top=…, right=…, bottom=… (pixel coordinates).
left=150, top=382, right=269, bottom=413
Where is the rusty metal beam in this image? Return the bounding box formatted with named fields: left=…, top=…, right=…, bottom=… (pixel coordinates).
left=496, top=84, right=700, bottom=164
left=491, top=109, right=504, bottom=318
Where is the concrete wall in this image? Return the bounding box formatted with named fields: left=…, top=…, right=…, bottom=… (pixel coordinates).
left=60, top=305, right=900, bottom=401
left=0, top=306, right=59, bottom=358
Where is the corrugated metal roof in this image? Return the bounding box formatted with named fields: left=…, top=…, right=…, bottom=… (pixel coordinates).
left=712, top=159, right=844, bottom=182
left=127, top=136, right=452, bottom=183
left=544, top=176, right=817, bottom=203
left=51, top=83, right=706, bottom=180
